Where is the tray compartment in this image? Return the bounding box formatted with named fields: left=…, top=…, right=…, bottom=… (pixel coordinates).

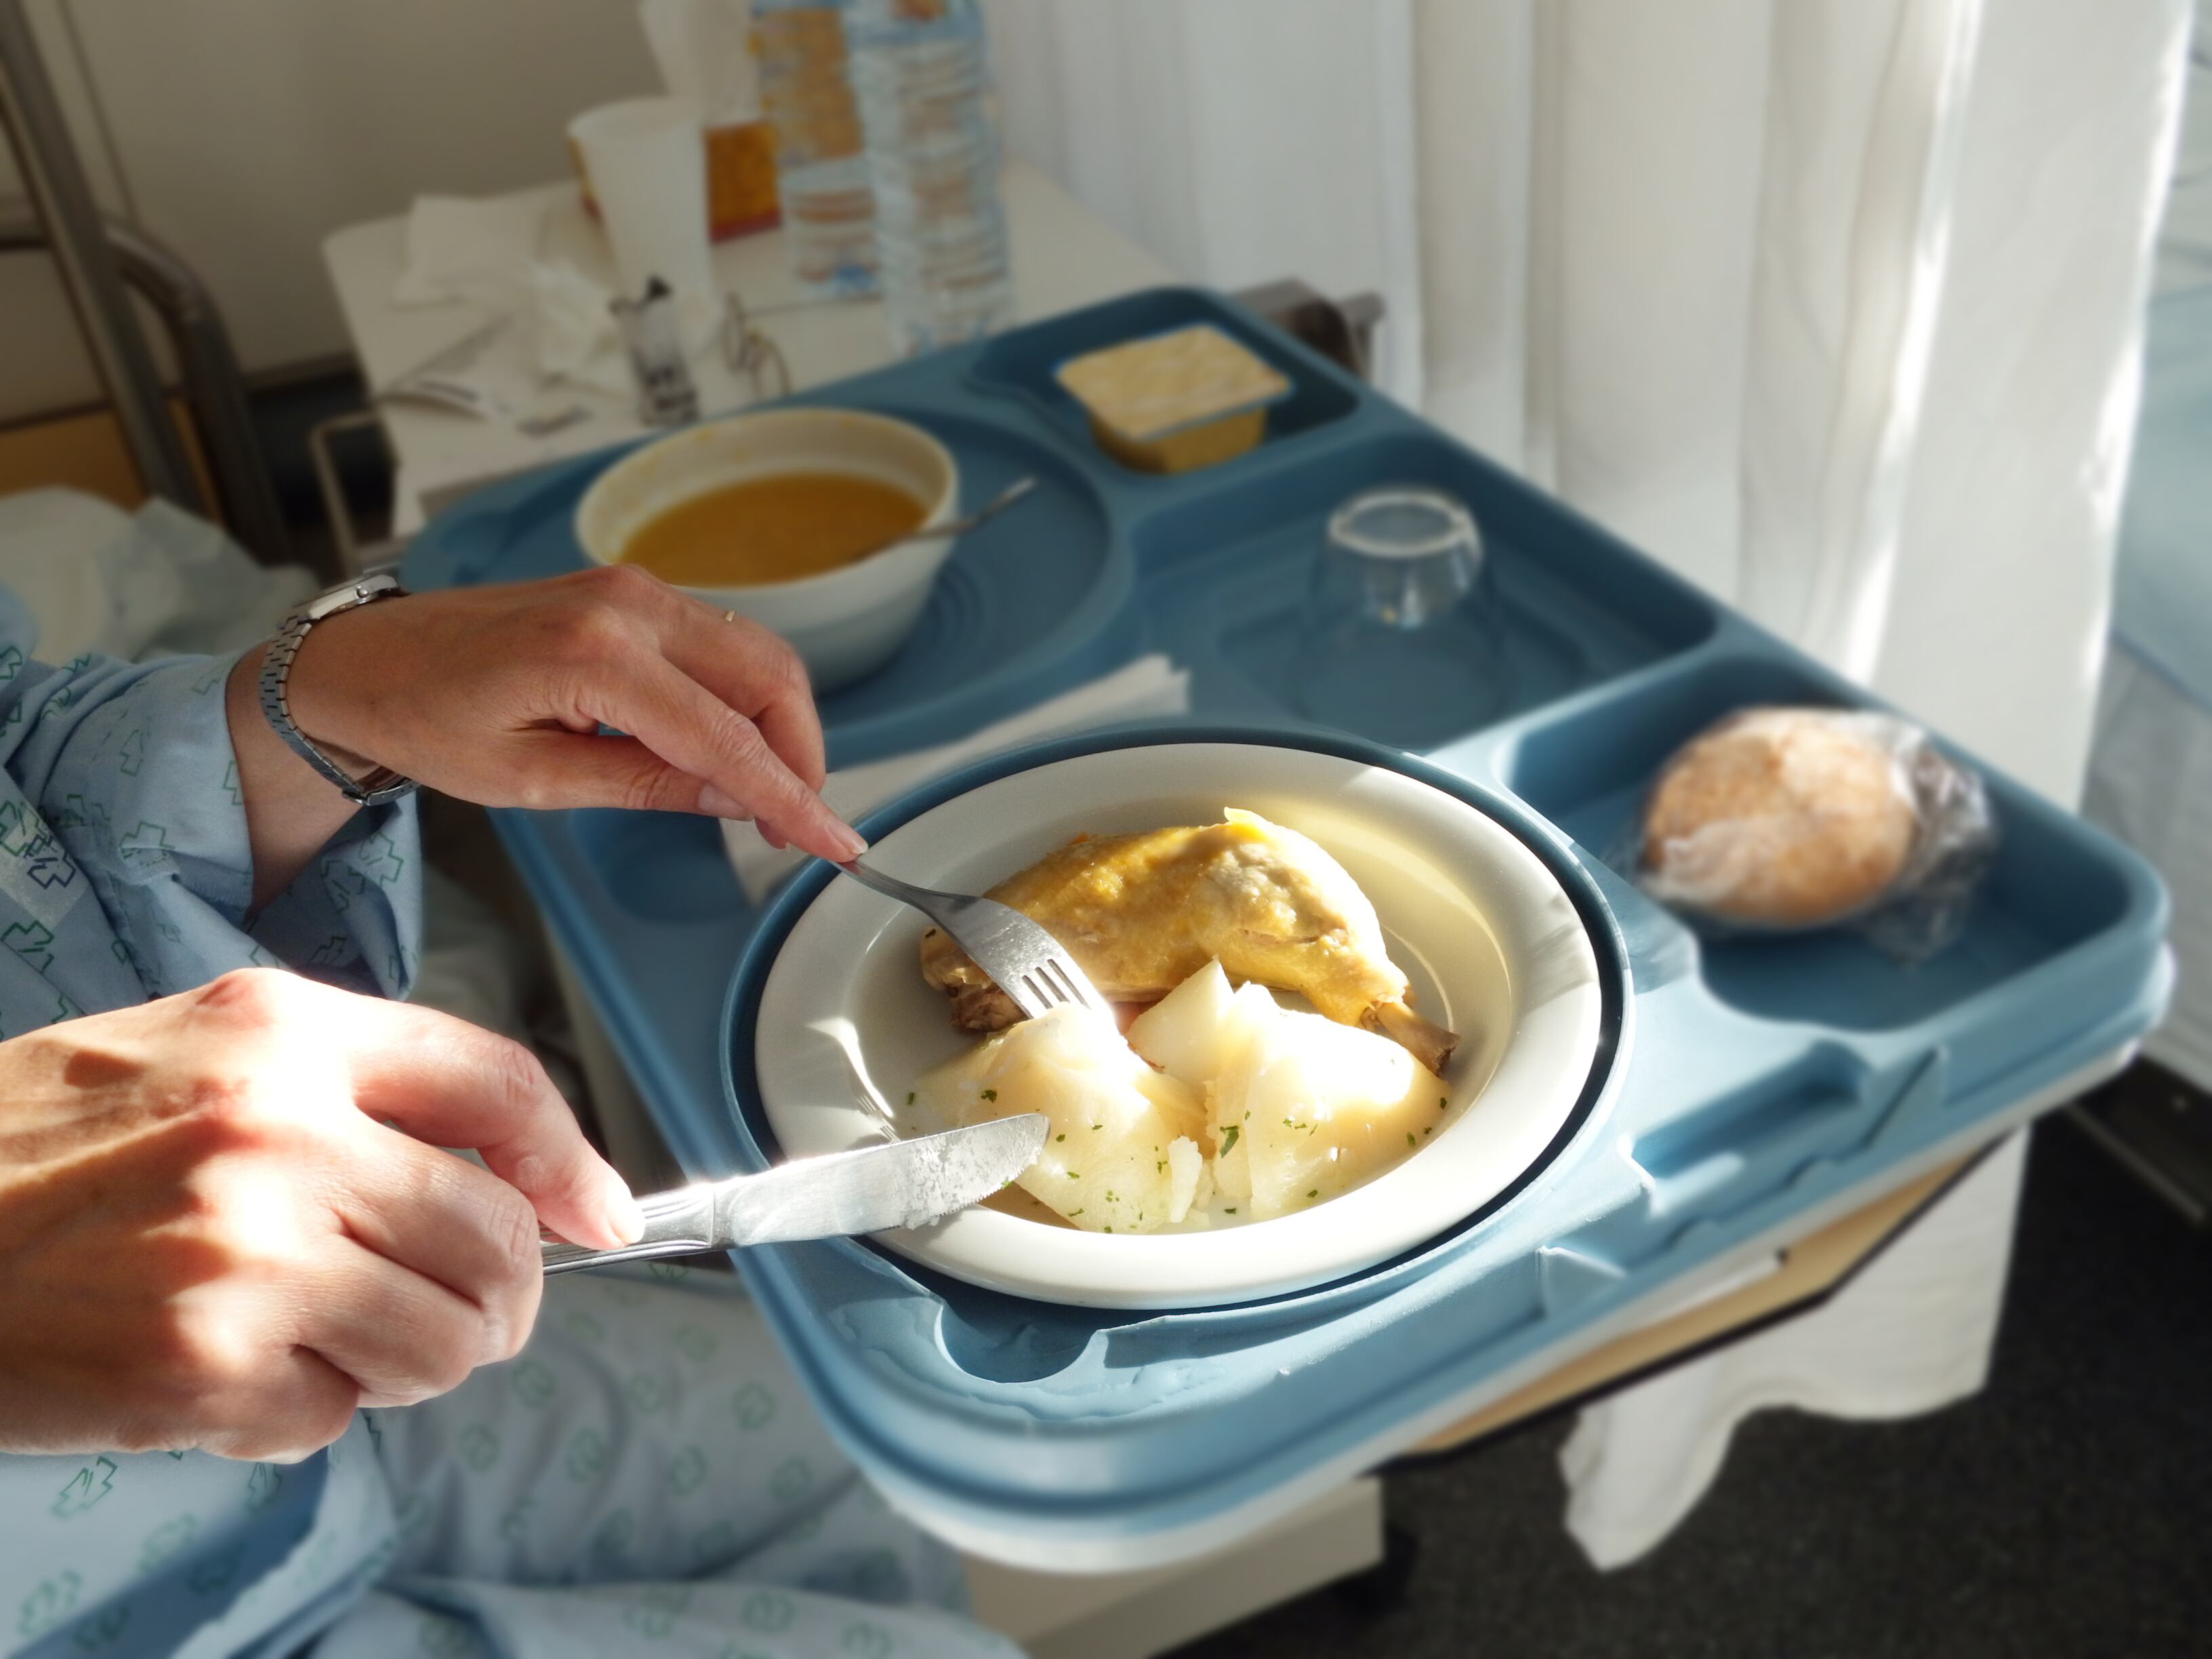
left=1135, top=430, right=1717, bottom=748
left=804, top=409, right=1130, bottom=758
left=1504, top=655, right=2141, bottom=1041
left=966, top=287, right=1360, bottom=478
left=569, top=809, right=747, bottom=925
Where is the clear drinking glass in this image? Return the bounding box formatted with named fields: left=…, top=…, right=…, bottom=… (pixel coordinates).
left=1295, top=486, right=1513, bottom=748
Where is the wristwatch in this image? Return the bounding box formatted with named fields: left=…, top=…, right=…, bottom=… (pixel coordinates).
left=257, top=573, right=419, bottom=807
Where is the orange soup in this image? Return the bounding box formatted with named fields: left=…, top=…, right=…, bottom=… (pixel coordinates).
left=619, top=471, right=928, bottom=586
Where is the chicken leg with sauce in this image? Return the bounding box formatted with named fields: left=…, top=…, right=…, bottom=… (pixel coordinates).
left=918, top=809, right=1459, bottom=1073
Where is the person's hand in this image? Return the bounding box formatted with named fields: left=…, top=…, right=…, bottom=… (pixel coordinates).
left=283, top=566, right=866, bottom=861
left=0, top=968, right=642, bottom=1462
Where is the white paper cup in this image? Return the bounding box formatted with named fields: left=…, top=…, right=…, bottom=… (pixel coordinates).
left=569, top=96, right=714, bottom=301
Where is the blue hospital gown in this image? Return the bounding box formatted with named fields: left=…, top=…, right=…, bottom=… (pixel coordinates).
left=0, top=592, right=1014, bottom=1659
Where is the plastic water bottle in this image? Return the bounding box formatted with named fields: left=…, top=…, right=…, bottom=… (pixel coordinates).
left=845, top=0, right=1015, bottom=355
left=753, top=0, right=880, bottom=298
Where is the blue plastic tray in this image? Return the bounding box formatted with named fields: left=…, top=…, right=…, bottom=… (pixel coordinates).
left=403, top=286, right=2170, bottom=1566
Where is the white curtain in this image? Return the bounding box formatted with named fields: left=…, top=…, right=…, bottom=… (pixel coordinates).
left=987, top=0, right=2190, bottom=800
left=983, top=0, right=2194, bottom=1565
left=983, top=0, right=1427, bottom=403
left=2154, top=3, right=2212, bottom=296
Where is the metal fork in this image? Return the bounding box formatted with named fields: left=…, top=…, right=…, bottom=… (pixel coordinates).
left=835, top=859, right=1111, bottom=1021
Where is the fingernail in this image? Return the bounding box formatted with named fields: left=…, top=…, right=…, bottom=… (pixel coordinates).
left=603, top=1173, right=645, bottom=1244
left=830, top=821, right=868, bottom=860
left=697, top=784, right=750, bottom=819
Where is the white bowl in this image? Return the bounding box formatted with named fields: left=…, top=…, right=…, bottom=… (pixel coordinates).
left=574, top=408, right=959, bottom=693
left=752, top=741, right=1607, bottom=1309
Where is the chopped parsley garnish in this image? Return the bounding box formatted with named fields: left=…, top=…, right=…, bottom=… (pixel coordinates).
left=1069, top=1208, right=1084, bottom=1217
left=1219, top=1125, right=1240, bottom=1153
left=981, top=1088, right=998, bottom=1102
left=1306, top=1188, right=1319, bottom=1200
left=1437, top=1097, right=1448, bottom=1111
left=1156, top=1160, right=1166, bottom=1172
left=1055, top=1133, right=1065, bottom=1142
left=1406, top=1132, right=1416, bottom=1148
left=905, top=1092, right=916, bottom=1105
left=1225, top=1207, right=1237, bottom=1214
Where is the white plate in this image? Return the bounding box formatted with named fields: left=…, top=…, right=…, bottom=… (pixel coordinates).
left=752, top=742, right=1606, bottom=1309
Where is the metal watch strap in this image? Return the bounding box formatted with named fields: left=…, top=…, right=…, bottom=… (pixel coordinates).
left=255, top=573, right=418, bottom=808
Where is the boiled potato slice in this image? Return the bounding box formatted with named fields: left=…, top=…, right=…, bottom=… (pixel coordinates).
left=912, top=1006, right=1206, bottom=1233
left=1178, top=979, right=1279, bottom=1203
left=1167, top=1135, right=1210, bottom=1223
left=1127, top=959, right=1240, bottom=1086
left=1210, top=1000, right=1448, bottom=1221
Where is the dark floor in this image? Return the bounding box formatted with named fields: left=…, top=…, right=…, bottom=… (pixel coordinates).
left=1175, top=1111, right=2211, bottom=1659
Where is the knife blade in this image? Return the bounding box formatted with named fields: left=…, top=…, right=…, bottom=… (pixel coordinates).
left=539, top=1113, right=1048, bottom=1275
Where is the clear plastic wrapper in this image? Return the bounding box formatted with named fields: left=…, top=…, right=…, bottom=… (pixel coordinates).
left=1627, top=705, right=1998, bottom=962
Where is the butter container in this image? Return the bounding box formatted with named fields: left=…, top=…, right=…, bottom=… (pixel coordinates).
left=1055, top=323, right=1293, bottom=473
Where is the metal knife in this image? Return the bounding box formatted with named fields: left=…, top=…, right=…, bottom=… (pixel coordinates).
left=539, top=1114, right=1048, bottom=1275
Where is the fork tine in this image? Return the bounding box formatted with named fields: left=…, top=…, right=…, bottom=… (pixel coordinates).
left=1068, top=962, right=1111, bottom=1016
left=832, top=861, right=1111, bottom=1023
left=1040, top=956, right=1090, bottom=1013
left=1056, top=962, right=1097, bottom=1012
left=1004, top=972, right=1054, bottom=1021
left=1058, top=964, right=1091, bottom=1010
left=1032, top=958, right=1107, bottom=1020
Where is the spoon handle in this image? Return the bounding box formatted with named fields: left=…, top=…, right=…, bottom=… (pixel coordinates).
left=863, top=476, right=1036, bottom=558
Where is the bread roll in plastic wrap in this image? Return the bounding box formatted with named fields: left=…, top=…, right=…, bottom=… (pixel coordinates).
left=1635, top=707, right=1996, bottom=959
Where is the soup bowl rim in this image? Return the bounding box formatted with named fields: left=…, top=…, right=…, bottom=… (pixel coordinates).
left=572, top=406, right=960, bottom=600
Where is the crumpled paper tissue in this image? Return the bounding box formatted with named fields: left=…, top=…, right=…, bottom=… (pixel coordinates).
left=386, top=1, right=743, bottom=413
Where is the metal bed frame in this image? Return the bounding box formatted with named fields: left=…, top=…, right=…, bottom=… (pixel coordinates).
left=0, top=0, right=300, bottom=573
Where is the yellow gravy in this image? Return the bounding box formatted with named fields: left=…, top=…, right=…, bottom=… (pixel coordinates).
left=619, top=472, right=927, bottom=586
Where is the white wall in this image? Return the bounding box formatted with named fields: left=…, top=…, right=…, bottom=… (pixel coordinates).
left=1, top=0, right=663, bottom=422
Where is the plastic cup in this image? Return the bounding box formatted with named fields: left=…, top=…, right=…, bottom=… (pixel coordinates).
left=1295, top=485, right=1513, bottom=748
left=569, top=97, right=714, bottom=302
